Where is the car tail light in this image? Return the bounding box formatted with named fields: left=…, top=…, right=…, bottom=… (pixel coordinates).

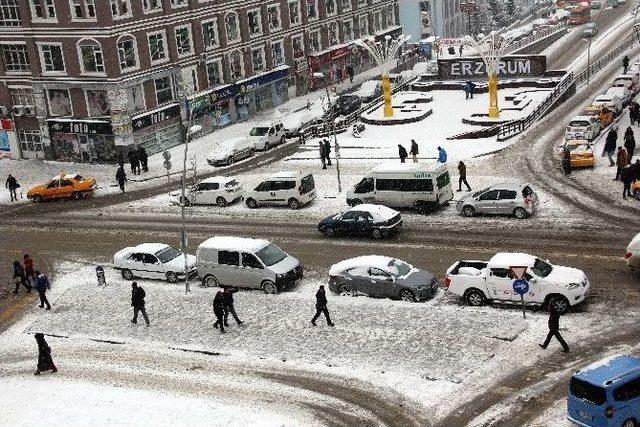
left=444, top=276, right=451, bottom=289
left=625, top=252, right=632, bottom=259
left=605, top=406, right=614, bottom=419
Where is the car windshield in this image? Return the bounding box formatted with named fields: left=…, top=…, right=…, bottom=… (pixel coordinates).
left=531, top=258, right=553, bottom=277
left=569, top=121, right=589, bottom=127
left=255, top=243, right=288, bottom=266
left=473, top=187, right=491, bottom=198
left=74, top=174, right=84, bottom=181
left=390, top=259, right=413, bottom=277
left=156, top=247, right=182, bottom=263
left=225, top=179, right=239, bottom=188
left=250, top=127, right=269, bottom=136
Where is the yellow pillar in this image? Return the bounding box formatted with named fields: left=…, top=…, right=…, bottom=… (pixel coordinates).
left=488, top=73, right=499, bottom=118
left=382, top=73, right=393, bottom=117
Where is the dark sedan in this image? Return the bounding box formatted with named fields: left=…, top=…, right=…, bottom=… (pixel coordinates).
left=318, top=204, right=402, bottom=239
left=333, top=94, right=362, bottom=116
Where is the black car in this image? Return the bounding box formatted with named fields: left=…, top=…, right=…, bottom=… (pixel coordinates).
left=318, top=204, right=402, bottom=239
left=333, top=94, right=362, bottom=116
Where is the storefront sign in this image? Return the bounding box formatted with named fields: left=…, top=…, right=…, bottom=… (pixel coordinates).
left=48, top=119, right=112, bottom=135
left=132, top=104, right=181, bottom=131
left=437, top=55, right=547, bottom=79
left=0, top=118, right=13, bottom=131
left=309, top=46, right=352, bottom=69
left=239, top=67, right=290, bottom=93
left=211, top=85, right=239, bottom=102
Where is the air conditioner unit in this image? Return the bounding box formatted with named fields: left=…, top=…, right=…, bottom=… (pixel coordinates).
left=23, top=104, right=34, bottom=116
left=12, top=105, right=24, bottom=116
left=0, top=106, right=8, bottom=117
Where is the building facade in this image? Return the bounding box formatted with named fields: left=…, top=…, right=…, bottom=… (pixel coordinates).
left=398, top=0, right=465, bottom=41
left=0, top=0, right=400, bottom=162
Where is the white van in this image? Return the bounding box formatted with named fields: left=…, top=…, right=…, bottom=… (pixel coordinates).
left=248, top=121, right=287, bottom=151
left=244, top=171, right=316, bottom=210
left=346, top=163, right=454, bottom=212
left=196, top=236, right=303, bottom=293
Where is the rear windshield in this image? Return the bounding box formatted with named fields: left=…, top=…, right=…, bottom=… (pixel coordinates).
left=300, top=175, right=315, bottom=194
left=250, top=127, right=269, bottom=136
left=436, top=172, right=450, bottom=189
left=255, top=243, right=288, bottom=266
left=570, top=378, right=607, bottom=406
left=569, top=121, right=590, bottom=127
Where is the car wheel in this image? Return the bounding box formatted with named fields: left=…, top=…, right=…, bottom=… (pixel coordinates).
left=549, top=295, right=570, bottom=314
left=622, top=418, right=637, bottom=427
left=180, top=196, right=191, bottom=207
left=323, top=227, right=336, bottom=238
left=400, top=289, right=417, bottom=302
left=465, top=289, right=486, bottom=306
left=348, top=198, right=362, bottom=207
left=121, top=269, right=134, bottom=280
left=246, top=198, right=258, bottom=209
left=264, top=142, right=270, bottom=151
left=371, top=228, right=383, bottom=239
left=513, top=207, right=528, bottom=219
left=72, top=192, right=83, bottom=200
left=203, top=275, right=218, bottom=287
left=262, top=281, right=277, bottom=294
left=216, top=197, right=227, bottom=207
left=338, top=284, right=353, bottom=295
left=227, top=156, right=234, bottom=166
left=288, top=198, right=300, bottom=210
left=462, top=206, right=475, bottom=217
left=166, top=272, right=179, bottom=283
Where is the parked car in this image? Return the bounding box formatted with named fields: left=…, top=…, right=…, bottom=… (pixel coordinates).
left=171, top=176, right=242, bottom=207
left=582, top=22, right=598, bottom=38
left=196, top=236, right=303, bottom=293
left=248, top=121, right=287, bottom=151
left=456, top=182, right=539, bottom=219
left=113, top=243, right=196, bottom=283
left=328, top=255, right=440, bottom=302
left=565, top=115, right=601, bottom=141
left=612, top=74, right=639, bottom=94
left=207, top=137, right=255, bottom=166
left=318, top=204, right=402, bottom=239
left=625, top=232, right=640, bottom=268
left=244, top=171, right=316, bottom=210
left=353, top=80, right=382, bottom=103
left=346, top=162, right=454, bottom=213
left=555, top=140, right=595, bottom=168
left=333, top=94, right=362, bottom=116
left=583, top=104, right=614, bottom=128
left=281, top=111, right=316, bottom=137
left=593, top=94, right=624, bottom=116
left=606, top=86, right=632, bottom=106
left=445, top=252, right=590, bottom=313
left=567, top=354, right=640, bottom=427
left=27, top=173, right=96, bottom=203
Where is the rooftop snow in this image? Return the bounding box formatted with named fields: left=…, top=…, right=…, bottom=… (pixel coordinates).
left=371, top=162, right=445, bottom=174
left=198, top=236, right=270, bottom=253
left=348, top=204, right=399, bottom=222
left=329, top=255, right=402, bottom=276
left=488, top=253, right=537, bottom=269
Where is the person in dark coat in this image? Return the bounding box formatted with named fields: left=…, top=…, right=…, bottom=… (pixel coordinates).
left=623, top=55, right=630, bottom=74
left=562, top=146, right=572, bottom=175
left=624, top=126, right=636, bottom=160
left=319, top=141, right=327, bottom=169
left=632, top=159, right=640, bottom=181
left=457, top=161, right=472, bottom=191
left=630, top=104, right=638, bottom=126
left=34, top=333, right=57, bottom=375
left=138, top=146, right=149, bottom=173
left=603, top=128, right=617, bottom=166
left=117, top=153, right=125, bottom=169
left=539, top=305, right=569, bottom=352
left=311, top=285, right=334, bottom=326
left=212, top=290, right=225, bottom=333
left=131, top=282, right=150, bottom=326
left=5, top=174, right=19, bottom=202
left=323, top=139, right=332, bottom=166
left=410, top=139, right=419, bottom=163
left=12, top=260, right=31, bottom=294
left=116, top=166, right=127, bottom=194
left=127, top=149, right=139, bottom=175
left=464, top=81, right=476, bottom=99
left=622, top=165, right=635, bottom=199
left=34, top=270, right=51, bottom=310
left=616, top=147, right=629, bottom=180
left=346, top=64, right=354, bottom=83
left=23, top=254, right=35, bottom=282
left=223, top=286, right=243, bottom=327
left=398, top=144, right=408, bottom=163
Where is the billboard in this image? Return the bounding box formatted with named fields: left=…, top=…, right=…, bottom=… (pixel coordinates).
left=438, top=55, right=547, bottom=79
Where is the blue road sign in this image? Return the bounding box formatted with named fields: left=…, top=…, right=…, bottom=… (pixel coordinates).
left=512, top=279, right=529, bottom=295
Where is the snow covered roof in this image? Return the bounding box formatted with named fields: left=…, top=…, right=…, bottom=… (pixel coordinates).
left=574, top=355, right=640, bottom=386
left=268, top=171, right=304, bottom=180
left=200, top=176, right=236, bottom=184
left=488, top=253, right=537, bottom=269
left=329, top=255, right=397, bottom=276
left=628, top=232, right=640, bottom=251
left=371, top=162, right=445, bottom=174
left=198, top=236, right=269, bottom=253
left=569, top=116, right=596, bottom=123
left=348, top=204, right=398, bottom=222
left=130, top=243, right=171, bottom=254
left=52, top=173, right=81, bottom=180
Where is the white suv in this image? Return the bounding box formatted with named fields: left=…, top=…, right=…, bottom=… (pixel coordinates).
left=244, top=171, right=316, bottom=210
left=248, top=121, right=287, bottom=151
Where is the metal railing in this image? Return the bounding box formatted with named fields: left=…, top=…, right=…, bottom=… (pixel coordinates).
left=506, top=23, right=568, bottom=54
left=575, top=35, right=637, bottom=87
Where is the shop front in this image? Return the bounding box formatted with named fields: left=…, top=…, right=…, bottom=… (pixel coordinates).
left=47, top=119, right=115, bottom=163
left=132, top=103, right=183, bottom=156
left=236, top=66, right=290, bottom=119
left=187, top=85, right=239, bottom=136
left=0, top=118, right=18, bottom=159
left=308, top=45, right=355, bottom=87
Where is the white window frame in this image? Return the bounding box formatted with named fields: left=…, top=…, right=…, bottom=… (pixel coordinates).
left=37, top=42, right=66, bottom=75
left=29, top=0, right=57, bottom=22
left=142, top=0, right=162, bottom=14
left=126, top=84, right=146, bottom=113
left=288, top=0, right=301, bottom=26
left=228, top=50, right=244, bottom=81
left=201, top=18, right=220, bottom=50
left=1, top=42, right=30, bottom=74
left=9, top=87, right=35, bottom=107
left=328, top=22, right=339, bottom=46
left=247, top=8, right=263, bottom=37
left=84, top=89, right=111, bottom=117
left=18, top=130, right=43, bottom=153
left=225, top=12, right=241, bottom=44
left=291, top=34, right=304, bottom=59
left=69, top=0, right=97, bottom=21
left=325, top=0, right=336, bottom=16
left=110, top=0, right=132, bottom=19
left=116, top=35, right=139, bottom=73
left=251, top=46, right=265, bottom=73
left=170, top=0, right=188, bottom=9
left=174, top=24, right=194, bottom=58
left=343, top=19, right=353, bottom=42
left=46, top=88, right=73, bottom=117
left=154, top=75, right=174, bottom=105
left=77, top=39, right=105, bottom=75
left=206, top=57, right=224, bottom=86
left=271, top=39, right=285, bottom=67
left=0, top=1, right=21, bottom=27
left=306, top=0, right=318, bottom=21
left=309, top=29, right=321, bottom=54
left=267, top=4, right=281, bottom=31
left=147, top=30, right=168, bottom=64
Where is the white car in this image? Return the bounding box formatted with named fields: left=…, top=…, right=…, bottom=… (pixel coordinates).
left=171, top=176, right=243, bottom=207
left=248, top=121, right=287, bottom=151
left=114, top=243, right=197, bottom=283
left=612, top=74, right=638, bottom=94
left=207, top=137, right=254, bottom=166
left=445, top=252, right=590, bottom=313
left=625, top=232, right=640, bottom=268
left=593, top=94, right=623, bottom=115
left=353, top=80, right=382, bottom=103
left=244, top=171, right=316, bottom=210
left=606, top=86, right=632, bottom=106
left=565, top=115, right=601, bottom=141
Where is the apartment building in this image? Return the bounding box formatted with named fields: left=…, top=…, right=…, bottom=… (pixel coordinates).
left=0, top=0, right=400, bottom=163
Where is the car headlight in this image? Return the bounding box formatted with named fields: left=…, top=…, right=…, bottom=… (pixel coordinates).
left=276, top=274, right=283, bottom=279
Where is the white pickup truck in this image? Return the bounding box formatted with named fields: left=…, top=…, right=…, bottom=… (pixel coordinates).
left=444, top=252, right=590, bottom=313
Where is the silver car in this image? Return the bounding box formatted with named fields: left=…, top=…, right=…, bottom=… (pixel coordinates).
left=456, top=182, right=539, bottom=219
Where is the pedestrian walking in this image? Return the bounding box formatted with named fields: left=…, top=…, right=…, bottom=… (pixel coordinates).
left=130, top=282, right=150, bottom=326
left=319, top=141, right=327, bottom=169
left=539, top=305, right=569, bottom=353
left=23, top=254, right=35, bottom=282
left=346, top=64, right=354, bottom=83
left=398, top=144, right=408, bottom=163
left=632, top=159, right=640, bottom=181
left=311, top=285, right=334, bottom=326
left=212, top=290, right=225, bottom=333
left=138, top=146, right=148, bottom=173
left=616, top=146, right=629, bottom=180
left=34, top=333, right=57, bottom=375
left=127, top=149, right=139, bottom=175
left=459, top=45, right=464, bottom=56
left=437, top=146, right=448, bottom=163
left=117, top=153, right=125, bottom=169
left=464, top=81, right=476, bottom=99
left=622, top=165, right=635, bottom=199
left=12, top=260, right=31, bottom=294
left=5, top=174, right=19, bottom=202
left=34, top=270, right=51, bottom=310
left=603, top=128, right=618, bottom=166
left=116, top=165, right=127, bottom=194
left=623, top=55, right=630, bottom=74
left=630, top=103, right=638, bottom=126
left=410, top=139, right=419, bottom=163
left=323, top=139, right=332, bottom=166
left=562, top=146, right=572, bottom=175
left=624, top=126, right=636, bottom=160
left=223, top=286, right=243, bottom=327
left=457, top=161, right=472, bottom=191
left=634, top=102, right=640, bottom=128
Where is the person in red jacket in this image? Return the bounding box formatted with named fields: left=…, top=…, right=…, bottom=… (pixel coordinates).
left=23, top=254, right=35, bottom=282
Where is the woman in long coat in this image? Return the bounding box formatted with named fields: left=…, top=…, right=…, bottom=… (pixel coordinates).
left=34, top=333, right=57, bottom=375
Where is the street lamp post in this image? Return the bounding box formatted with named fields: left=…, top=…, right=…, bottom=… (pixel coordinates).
left=586, top=0, right=611, bottom=85
left=312, top=72, right=341, bottom=193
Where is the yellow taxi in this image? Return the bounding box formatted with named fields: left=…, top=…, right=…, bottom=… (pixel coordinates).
left=27, top=173, right=97, bottom=203
left=555, top=140, right=595, bottom=168
left=583, top=104, right=614, bottom=128
left=633, top=180, right=640, bottom=199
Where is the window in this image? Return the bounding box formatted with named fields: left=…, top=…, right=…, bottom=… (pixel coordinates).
left=374, top=11, right=381, bottom=31
left=117, top=36, right=138, bottom=71
left=154, top=75, right=174, bottom=104
left=271, top=40, right=284, bottom=66
left=248, top=9, right=262, bottom=36
left=18, top=130, right=43, bottom=153
left=328, top=22, right=339, bottom=45
left=341, top=0, right=351, bottom=12
left=148, top=31, right=168, bottom=63
left=218, top=251, right=240, bottom=266
left=47, top=89, right=72, bottom=116
left=10, top=88, right=35, bottom=106
left=307, top=0, right=317, bottom=20
left=206, top=58, right=223, bottom=86
left=110, top=0, right=130, bottom=18
left=354, top=178, right=374, bottom=194
left=490, top=268, right=512, bottom=279
left=271, top=180, right=295, bottom=190
left=39, top=44, right=65, bottom=73
left=175, top=25, right=193, bottom=57
left=170, top=0, right=188, bottom=7
left=292, top=34, right=304, bottom=58
left=499, top=190, right=517, bottom=200
left=376, top=179, right=403, bottom=191
left=78, top=40, right=104, bottom=74
left=326, top=0, right=336, bottom=15
left=343, top=19, right=353, bottom=42
left=478, top=190, right=499, bottom=201
left=309, top=30, right=321, bottom=53
left=359, top=14, right=368, bottom=36
left=30, top=0, right=56, bottom=20
left=386, top=5, right=395, bottom=27
left=0, top=1, right=21, bottom=26
left=2, top=44, right=29, bottom=72
left=242, top=253, right=263, bottom=269
left=142, top=0, right=162, bottom=13
left=225, top=12, right=240, bottom=43
left=126, top=85, right=145, bottom=112
left=201, top=19, right=219, bottom=49
left=228, top=50, right=243, bottom=80
left=86, top=90, right=110, bottom=116
left=251, top=47, right=265, bottom=72
left=181, top=65, right=198, bottom=95
left=288, top=0, right=300, bottom=25
left=300, top=175, right=315, bottom=194
left=436, top=172, right=450, bottom=189
left=70, top=0, right=96, bottom=19
left=267, top=4, right=281, bottom=30
left=614, top=378, right=640, bottom=402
